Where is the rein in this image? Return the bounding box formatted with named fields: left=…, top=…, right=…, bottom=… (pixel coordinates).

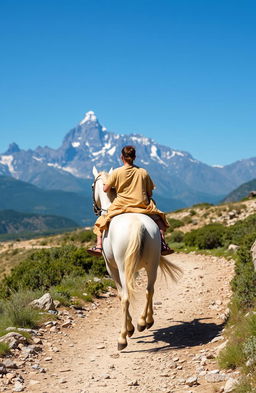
left=92, top=175, right=108, bottom=216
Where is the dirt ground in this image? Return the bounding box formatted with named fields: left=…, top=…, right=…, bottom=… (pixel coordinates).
left=1, top=252, right=236, bottom=393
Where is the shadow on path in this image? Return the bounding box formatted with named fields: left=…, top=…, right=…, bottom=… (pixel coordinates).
left=123, top=318, right=224, bottom=353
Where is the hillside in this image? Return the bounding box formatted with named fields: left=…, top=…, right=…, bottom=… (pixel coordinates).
left=0, top=175, right=94, bottom=225
left=0, top=209, right=78, bottom=236
left=166, top=198, right=256, bottom=233
left=222, top=178, right=256, bottom=202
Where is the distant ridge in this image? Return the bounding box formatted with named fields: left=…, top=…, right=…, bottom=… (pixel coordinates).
left=0, top=209, right=78, bottom=235
left=222, top=178, right=256, bottom=203
left=0, top=176, right=94, bottom=226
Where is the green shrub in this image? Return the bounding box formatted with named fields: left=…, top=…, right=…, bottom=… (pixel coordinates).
left=182, top=216, right=193, bottom=225
left=231, top=233, right=256, bottom=310
left=0, top=290, right=42, bottom=330
left=218, top=341, right=245, bottom=369
left=191, top=202, right=213, bottom=209
left=170, top=230, right=184, bottom=243
left=183, top=229, right=198, bottom=247
left=225, top=214, right=256, bottom=246
left=0, top=245, right=107, bottom=297
left=243, top=336, right=256, bottom=364
left=0, top=342, right=10, bottom=356
left=167, top=218, right=183, bottom=233
left=184, top=224, right=226, bottom=249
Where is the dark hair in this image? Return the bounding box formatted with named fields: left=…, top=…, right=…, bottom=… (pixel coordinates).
left=121, top=145, right=136, bottom=165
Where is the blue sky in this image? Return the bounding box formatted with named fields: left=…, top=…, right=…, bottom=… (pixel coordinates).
left=0, top=0, right=255, bottom=165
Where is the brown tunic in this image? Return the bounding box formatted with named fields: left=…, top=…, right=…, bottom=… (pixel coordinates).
left=93, top=165, right=169, bottom=235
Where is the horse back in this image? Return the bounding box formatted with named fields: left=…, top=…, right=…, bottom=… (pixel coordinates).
left=103, top=213, right=160, bottom=262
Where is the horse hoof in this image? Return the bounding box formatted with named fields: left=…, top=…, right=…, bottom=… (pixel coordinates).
left=137, top=324, right=146, bottom=332
left=146, top=321, right=154, bottom=329
left=127, top=326, right=135, bottom=337
left=118, top=342, right=127, bottom=351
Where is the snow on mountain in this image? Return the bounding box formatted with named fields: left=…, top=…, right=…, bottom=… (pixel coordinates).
left=1, top=110, right=256, bottom=210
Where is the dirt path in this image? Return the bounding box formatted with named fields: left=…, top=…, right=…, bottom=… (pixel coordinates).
left=2, top=253, right=235, bottom=393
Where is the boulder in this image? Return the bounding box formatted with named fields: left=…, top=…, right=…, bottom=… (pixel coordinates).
left=0, top=332, right=27, bottom=349
left=224, top=377, right=238, bottom=393
left=29, top=293, right=56, bottom=311
left=228, top=244, right=239, bottom=252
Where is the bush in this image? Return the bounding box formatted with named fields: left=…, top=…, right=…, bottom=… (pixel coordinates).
left=243, top=336, right=256, bottom=364
left=167, top=218, right=183, bottom=233
left=231, top=232, right=256, bottom=309
left=225, top=214, right=256, bottom=246
left=170, top=230, right=184, bottom=243
left=0, top=342, right=10, bottom=356
left=0, top=290, right=42, bottom=330
left=184, top=224, right=226, bottom=249
left=0, top=245, right=107, bottom=297
left=191, top=203, right=213, bottom=209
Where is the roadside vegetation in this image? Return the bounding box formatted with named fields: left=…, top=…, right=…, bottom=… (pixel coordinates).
left=166, top=211, right=256, bottom=392
left=0, top=231, right=113, bottom=355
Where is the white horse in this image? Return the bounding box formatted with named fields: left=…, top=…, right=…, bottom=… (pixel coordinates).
left=92, top=167, right=181, bottom=350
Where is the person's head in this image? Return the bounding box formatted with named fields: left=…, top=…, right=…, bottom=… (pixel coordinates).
left=121, top=145, right=136, bottom=165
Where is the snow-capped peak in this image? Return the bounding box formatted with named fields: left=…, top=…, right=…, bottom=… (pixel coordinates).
left=80, top=111, right=97, bottom=125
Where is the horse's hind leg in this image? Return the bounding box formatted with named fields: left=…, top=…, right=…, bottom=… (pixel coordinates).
left=118, top=294, right=129, bottom=351
left=127, top=308, right=135, bottom=337
left=108, top=265, right=134, bottom=338
left=137, top=268, right=157, bottom=332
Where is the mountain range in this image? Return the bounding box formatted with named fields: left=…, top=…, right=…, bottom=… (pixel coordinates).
left=1, top=110, right=256, bottom=218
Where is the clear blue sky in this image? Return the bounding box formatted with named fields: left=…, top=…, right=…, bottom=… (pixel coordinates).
left=0, top=0, right=255, bottom=165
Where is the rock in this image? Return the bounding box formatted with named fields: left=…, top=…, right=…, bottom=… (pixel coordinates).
left=53, top=300, right=61, bottom=308
left=0, top=332, right=27, bottom=349
left=21, top=345, right=42, bottom=356
left=228, top=244, right=239, bottom=252
left=2, top=359, right=18, bottom=369
left=97, top=344, right=106, bottom=349
left=205, top=373, right=228, bottom=383
left=50, top=326, right=59, bottom=333
left=211, top=336, right=223, bottom=343
left=62, top=320, right=72, bottom=328
left=29, top=293, right=56, bottom=311
left=224, top=377, right=238, bottom=393
left=29, top=380, right=40, bottom=386
left=0, top=363, right=7, bottom=374
left=13, top=381, right=24, bottom=392
left=215, top=341, right=228, bottom=356
left=127, top=380, right=139, bottom=386
left=32, top=337, right=42, bottom=345
left=186, top=376, right=198, bottom=386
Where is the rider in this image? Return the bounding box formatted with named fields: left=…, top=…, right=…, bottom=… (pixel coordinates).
left=87, top=145, right=173, bottom=257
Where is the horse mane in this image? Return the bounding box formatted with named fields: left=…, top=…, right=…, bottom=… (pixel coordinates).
left=100, top=171, right=116, bottom=201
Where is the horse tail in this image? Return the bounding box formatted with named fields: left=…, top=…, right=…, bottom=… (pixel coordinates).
left=159, top=256, right=182, bottom=282
left=124, top=218, right=144, bottom=298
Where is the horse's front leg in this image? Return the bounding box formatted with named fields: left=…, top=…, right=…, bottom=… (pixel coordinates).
left=137, top=267, right=157, bottom=332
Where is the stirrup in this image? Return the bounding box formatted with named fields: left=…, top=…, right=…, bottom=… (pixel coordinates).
left=161, top=239, right=175, bottom=256
left=87, top=246, right=103, bottom=257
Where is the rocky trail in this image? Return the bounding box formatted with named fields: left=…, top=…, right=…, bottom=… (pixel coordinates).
left=0, top=253, right=236, bottom=393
